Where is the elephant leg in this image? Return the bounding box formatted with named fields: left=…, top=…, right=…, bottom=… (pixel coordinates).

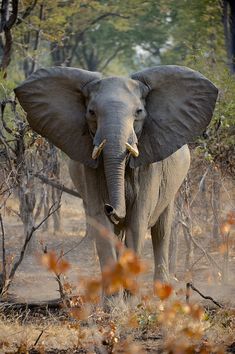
left=86, top=213, right=117, bottom=271
left=96, top=232, right=117, bottom=270
left=151, top=202, right=174, bottom=282
left=123, top=220, right=146, bottom=300
left=85, top=215, right=118, bottom=310
left=87, top=218, right=117, bottom=271
left=125, top=220, right=147, bottom=254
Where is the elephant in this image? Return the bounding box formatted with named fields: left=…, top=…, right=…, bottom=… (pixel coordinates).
left=14, top=65, right=218, bottom=283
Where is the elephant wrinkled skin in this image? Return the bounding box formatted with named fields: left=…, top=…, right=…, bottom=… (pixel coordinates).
left=15, top=65, right=218, bottom=282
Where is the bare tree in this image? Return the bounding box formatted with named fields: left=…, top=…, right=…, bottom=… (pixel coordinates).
left=0, top=0, right=19, bottom=74
left=0, top=98, right=62, bottom=253
left=222, top=0, right=235, bottom=72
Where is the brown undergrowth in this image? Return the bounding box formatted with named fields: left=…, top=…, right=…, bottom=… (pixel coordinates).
left=0, top=188, right=235, bottom=353
left=1, top=234, right=235, bottom=354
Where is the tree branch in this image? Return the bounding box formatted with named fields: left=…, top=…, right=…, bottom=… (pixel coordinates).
left=5, top=0, right=18, bottom=29
left=0, top=214, right=7, bottom=291
left=16, top=0, right=37, bottom=25
left=186, top=282, right=223, bottom=308
left=35, top=173, right=81, bottom=198
left=69, top=12, right=129, bottom=66
left=99, top=45, right=125, bottom=71
left=179, top=219, right=222, bottom=273
left=30, top=3, right=44, bottom=74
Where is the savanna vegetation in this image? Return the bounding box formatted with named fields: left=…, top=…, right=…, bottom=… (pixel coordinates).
left=0, top=1, right=234, bottom=353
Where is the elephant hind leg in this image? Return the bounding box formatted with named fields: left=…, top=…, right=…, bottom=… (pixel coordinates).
left=151, top=202, right=174, bottom=282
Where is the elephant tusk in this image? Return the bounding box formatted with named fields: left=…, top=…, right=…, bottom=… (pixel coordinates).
left=125, top=142, right=139, bottom=157
left=92, top=139, right=106, bottom=160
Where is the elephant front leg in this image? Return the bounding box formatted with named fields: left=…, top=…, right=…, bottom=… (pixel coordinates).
left=151, top=202, right=174, bottom=282
left=125, top=221, right=147, bottom=254
left=86, top=216, right=117, bottom=271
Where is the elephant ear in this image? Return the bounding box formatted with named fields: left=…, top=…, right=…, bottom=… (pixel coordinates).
left=14, top=67, right=102, bottom=168
left=131, top=65, right=218, bottom=167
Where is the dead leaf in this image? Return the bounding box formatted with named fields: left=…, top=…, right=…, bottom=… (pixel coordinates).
left=154, top=281, right=173, bottom=300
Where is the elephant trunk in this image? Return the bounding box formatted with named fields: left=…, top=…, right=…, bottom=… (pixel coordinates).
left=103, top=155, right=126, bottom=224
left=100, top=117, right=128, bottom=224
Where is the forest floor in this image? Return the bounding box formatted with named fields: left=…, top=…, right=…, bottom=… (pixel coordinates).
left=0, top=189, right=235, bottom=353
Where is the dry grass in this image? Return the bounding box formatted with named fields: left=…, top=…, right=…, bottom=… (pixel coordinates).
left=1, top=290, right=235, bottom=353
left=0, top=315, right=91, bottom=352
left=1, top=177, right=235, bottom=353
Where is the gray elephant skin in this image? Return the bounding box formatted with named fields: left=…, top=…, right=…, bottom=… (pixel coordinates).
left=15, top=66, right=218, bottom=282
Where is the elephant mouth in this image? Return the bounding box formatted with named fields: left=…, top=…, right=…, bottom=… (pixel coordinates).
left=104, top=203, right=124, bottom=225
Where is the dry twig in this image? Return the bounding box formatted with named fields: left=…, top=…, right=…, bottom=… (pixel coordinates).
left=179, top=219, right=222, bottom=273
left=186, top=282, right=223, bottom=308
left=0, top=213, right=7, bottom=290
left=33, top=329, right=44, bottom=347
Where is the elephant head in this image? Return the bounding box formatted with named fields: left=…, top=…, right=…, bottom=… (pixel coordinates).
left=14, top=66, right=218, bottom=224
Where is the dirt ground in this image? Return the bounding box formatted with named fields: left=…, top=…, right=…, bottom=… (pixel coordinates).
left=2, top=189, right=235, bottom=306
left=1, top=183, right=235, bottom=353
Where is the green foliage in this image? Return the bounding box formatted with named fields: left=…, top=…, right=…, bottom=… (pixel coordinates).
left=11, top=0, right=173, bottom=74
left=2, top=0, right=235, bottom=173
left=0, top=76, right=16, bottom=99
left=181, top=54, right=235, bottom=174
left=153, top=0, right=234, bottom=174
left=72, top=1, right=172, bottom=72
left=161, top=0, right=225, bottom=65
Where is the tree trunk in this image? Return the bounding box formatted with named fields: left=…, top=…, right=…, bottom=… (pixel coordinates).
left=0, top=0, right=19, bottom=75
left=18, top=175, right=36, bottom=254
left=211, top=168, right=221, bottom=244
left=182, top=220, right=194, bottom=270
left=222, top=0, right=235, bottom=72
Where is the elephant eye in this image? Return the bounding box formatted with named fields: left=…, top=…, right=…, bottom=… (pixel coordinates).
left=87, top=109, right=97, bottom=133
left=136, top=108, right=143, bottom=116
left=89, top=109, right=95, bottom=116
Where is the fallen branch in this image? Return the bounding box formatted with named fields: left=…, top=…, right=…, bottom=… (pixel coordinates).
left=186, top=282, right=223, bottom=308
left=35, top=173, right=81, bottom=198
left=0, top=297, right=63, bottom=311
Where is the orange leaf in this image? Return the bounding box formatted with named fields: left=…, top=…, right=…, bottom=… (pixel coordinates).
left=41, top=251, right=70, bottom=274
left=220, top=222, right=231, bottom=235
left=218, top=243, right=227, bottom=254
left=189, top=304, right=204, bottom=320
left=182, top=326, right=203, bottom=339
left=227, top=211, right=235, bottom=225
left=154, top=281, right=173, bottom=300
left=57, top=258, right=70, bottom=274
left=119, top=249, right=146, bottom=275
left=85, top=279, right=102, bottom=302
left=41, top=251, right=57, bottom=273
left=70, top=307, right=89, bottom=320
